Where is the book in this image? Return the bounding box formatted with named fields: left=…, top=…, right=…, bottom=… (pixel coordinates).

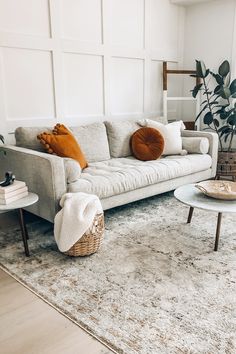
left=0, top=191, right=28, bottom=205
left=0, top=186, right=28, bottom=200
left=0, top=180, right=26, bottom=195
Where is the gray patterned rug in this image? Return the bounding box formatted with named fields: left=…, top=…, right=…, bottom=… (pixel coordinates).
left=1, top=192, right=236, bottom=354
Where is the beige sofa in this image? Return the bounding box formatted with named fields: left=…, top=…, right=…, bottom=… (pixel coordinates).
left=0, top=119, right=218, bottom=223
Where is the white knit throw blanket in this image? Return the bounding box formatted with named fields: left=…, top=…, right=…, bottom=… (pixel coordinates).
left=54, top=192, right=103, bottom=252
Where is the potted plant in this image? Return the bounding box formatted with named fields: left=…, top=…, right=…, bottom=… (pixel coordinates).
left=191, top=59, right=236, bottom=179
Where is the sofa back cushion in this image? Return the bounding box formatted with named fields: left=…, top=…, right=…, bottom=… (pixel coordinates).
left=15, top=127, right=51, bottom=152
left=105, top=120, right=140, bottom=157
left=70, top=123, right=110, bottom=162
left=15, top=122, right=110, bottom=163
left=105, top=117, right=167, bottom=158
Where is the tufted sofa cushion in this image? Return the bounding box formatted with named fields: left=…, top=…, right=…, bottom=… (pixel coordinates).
left=68, top=154, right=212, bottom=199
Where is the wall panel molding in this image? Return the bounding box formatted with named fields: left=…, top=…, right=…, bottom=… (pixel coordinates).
left=0, top=0, right=185, bottom=142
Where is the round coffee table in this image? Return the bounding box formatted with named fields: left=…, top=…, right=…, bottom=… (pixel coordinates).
left=174, top=184, right=236, bottom=251
left=0, top=193, right=39, bottom=256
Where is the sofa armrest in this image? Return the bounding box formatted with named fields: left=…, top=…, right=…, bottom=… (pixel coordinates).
left=0, top=145, right=67, bottom=222
left=181, top=130, right=218, bottom=177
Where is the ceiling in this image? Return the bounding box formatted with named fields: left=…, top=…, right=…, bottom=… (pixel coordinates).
left=171, top=0, right=217, bottom=5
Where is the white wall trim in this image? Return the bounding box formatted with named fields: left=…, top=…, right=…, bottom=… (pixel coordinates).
left=0, top=0, right=185, bottom=141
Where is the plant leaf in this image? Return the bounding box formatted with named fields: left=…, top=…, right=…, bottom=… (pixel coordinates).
left=203, top=91, right=213, bottom=95
left=191, top=83, right=203, bottom=98
left=214, top=85, right=221, bottom=94
left=227, top=113, right=236, bottom=126
left=203, top=112, right=214, bottom=125
left=196, top=60, right=207, bottom=78
left=213, top=119, right=219, bottom=127
left=224, top=72, right=231, bottom=87
left=224, top=132, right=232, bottom=143
left=211, top=72, right=224, bottom=85
left=0, top=135, right=4, bottom=144
left=218, top=125, right=229, bottom=133
left=219, top=60, right=230, bottom=77
left=214, top=109, right=224, bottom=115
left=220, top=110, right=231, bottom=119
left=230, top=79, right=236, bottom=95
left=220, top=87, right=231, bottom=99
left=209, top=101, right=219, bottom=106
left=220, top=127, right=232, bottom=136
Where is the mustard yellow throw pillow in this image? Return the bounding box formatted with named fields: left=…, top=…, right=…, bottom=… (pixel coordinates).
left=37, top=124, right=88, bottom=169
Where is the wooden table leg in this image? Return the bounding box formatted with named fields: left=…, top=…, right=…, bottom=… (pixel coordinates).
left=214, top=212, right=222, bottom=252
left=187, top=207, right=194, bottom=224
left=18, top=208, right=30, bottom=256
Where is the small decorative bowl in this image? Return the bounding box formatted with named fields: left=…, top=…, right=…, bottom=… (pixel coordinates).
left=195, top=180, right=236, bottom=200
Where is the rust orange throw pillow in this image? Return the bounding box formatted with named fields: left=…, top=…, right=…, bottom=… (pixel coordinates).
left=131, top=127, right=164, bottom=161
left=37, top=124, right=88, bottom=169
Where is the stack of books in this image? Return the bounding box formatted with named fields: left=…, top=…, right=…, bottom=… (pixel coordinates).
left=0, top=180, right=28, bottom=205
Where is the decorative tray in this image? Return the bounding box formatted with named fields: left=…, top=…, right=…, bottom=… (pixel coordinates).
left=195, top=180, right=236, bottom=200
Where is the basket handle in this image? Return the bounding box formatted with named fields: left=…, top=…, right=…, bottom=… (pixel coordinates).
left=195, top=184, right=207, bottom=194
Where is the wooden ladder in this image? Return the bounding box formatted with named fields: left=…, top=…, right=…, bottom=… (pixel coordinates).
left=163, top=62, right=201, bottom=130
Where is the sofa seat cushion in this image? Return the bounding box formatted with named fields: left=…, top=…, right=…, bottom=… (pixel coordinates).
left=68, top=154, right=212, bottom=199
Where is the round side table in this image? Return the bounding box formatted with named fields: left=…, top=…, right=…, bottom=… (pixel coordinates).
left=0, top=193, right=39, bottom=256
left=174, top=184, right=236, bottom=251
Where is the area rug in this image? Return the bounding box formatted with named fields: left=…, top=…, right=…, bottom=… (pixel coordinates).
left=1, top=192, right=236, bottom=354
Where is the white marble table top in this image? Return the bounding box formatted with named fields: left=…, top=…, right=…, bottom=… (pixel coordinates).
left=174, top=184, right=236, bottom=213
left=0, top=192, right=38, bottom=211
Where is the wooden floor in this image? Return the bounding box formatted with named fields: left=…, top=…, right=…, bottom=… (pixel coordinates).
left=0, top=212, right=113, bottom=354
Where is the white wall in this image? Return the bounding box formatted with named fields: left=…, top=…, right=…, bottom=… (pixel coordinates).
left=184, top=0, right=236, bottom=68
left=0, top=0, right=185, bottom=143
left=182, top=0, right=236, bottom=123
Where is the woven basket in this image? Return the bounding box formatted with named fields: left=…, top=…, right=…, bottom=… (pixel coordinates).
left=217, top=151, right=236, bottom=178
left=64, top=213, right=104, bottom=257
